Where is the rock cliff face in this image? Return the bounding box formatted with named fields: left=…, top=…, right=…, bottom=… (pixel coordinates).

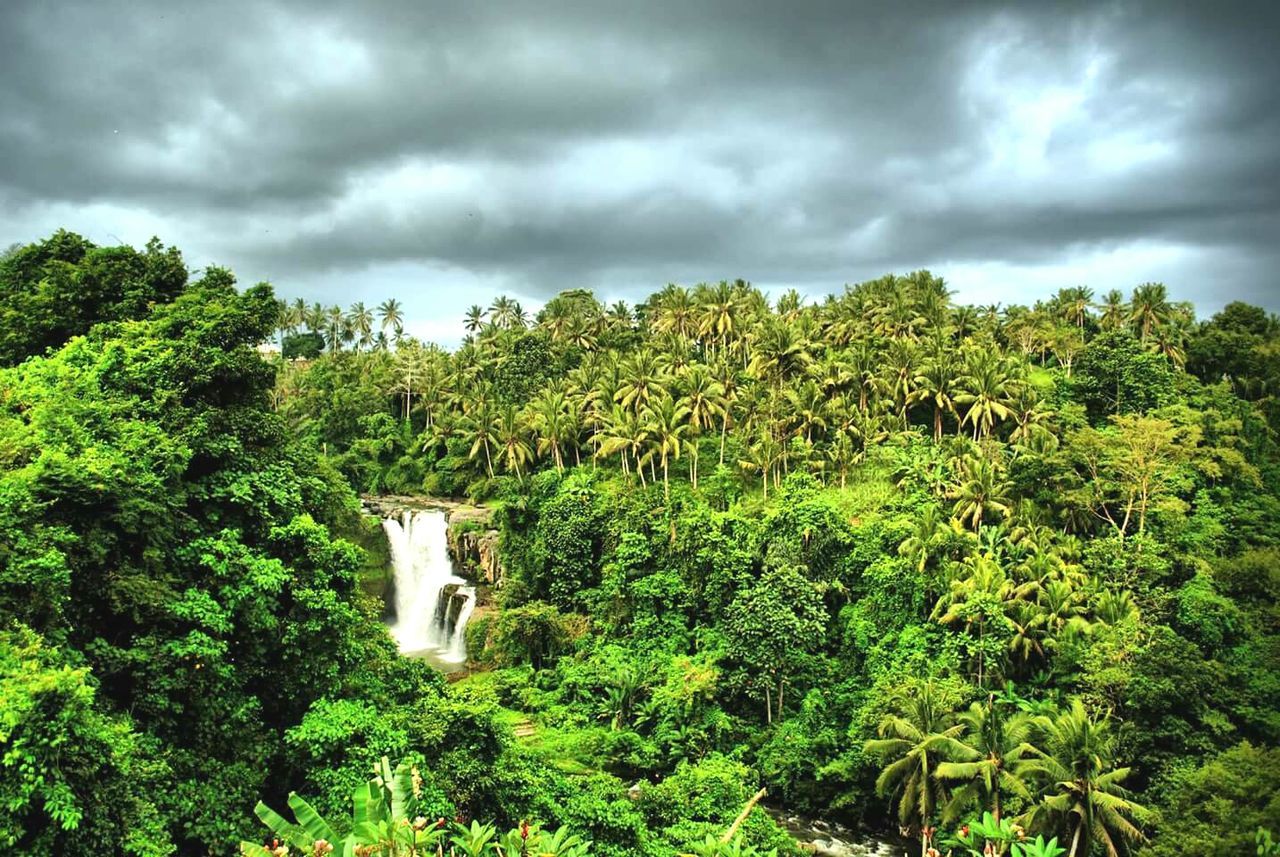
left=444, top=505, right=504, bottom=586
left=359, top=496, right=505, bottom=588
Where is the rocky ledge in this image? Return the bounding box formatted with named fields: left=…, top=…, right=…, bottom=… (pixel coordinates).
left=359, top=495, right=505, bottom=587
left=445, top=505, right=504, bottom=586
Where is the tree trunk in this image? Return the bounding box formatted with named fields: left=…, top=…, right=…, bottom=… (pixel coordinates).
left=1068, top=821, right=1082, bottom=857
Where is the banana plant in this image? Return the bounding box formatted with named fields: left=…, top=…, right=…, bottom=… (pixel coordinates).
left=682, top=833, right=777, bottom=857
left=944, top=812, right=1064, bottom=857
left=494, top=822, right=592, bottom=856
left=240, top=756, right=446, bottom=857
left=530, top=825, right=593, bottom=856
left=451, top=819, right=497, bottom=857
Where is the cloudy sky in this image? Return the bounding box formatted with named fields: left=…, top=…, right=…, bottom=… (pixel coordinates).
left=1, top=0, right=1277, bottom=344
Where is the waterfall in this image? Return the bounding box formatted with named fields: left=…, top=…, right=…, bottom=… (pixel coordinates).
left=381, top=509, right=474, bottom=664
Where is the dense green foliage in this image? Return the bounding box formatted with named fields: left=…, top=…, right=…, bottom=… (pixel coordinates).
left=272, top=277, right=1279, bottom=855
left=2, top=232, right=1277, bottom=855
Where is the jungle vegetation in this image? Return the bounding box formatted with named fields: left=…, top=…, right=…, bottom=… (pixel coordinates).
left=1, top=230, right=1277, bottom=856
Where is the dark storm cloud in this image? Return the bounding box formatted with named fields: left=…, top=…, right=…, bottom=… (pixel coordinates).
left=1, top=0, right=1277, bottom=317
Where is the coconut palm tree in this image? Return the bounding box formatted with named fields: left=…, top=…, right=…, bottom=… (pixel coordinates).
left=957, top=351, right=1017, bottom=439
left=616, top=350, right=668, bottom=414
left=495, top=404, right=533, bottom=477
left=786, top=379, right=829, bottom=444
left=463, top=305, right=486, bottom=333
left=918, top=343, right=961, bottom=441
left=865, top=681, right=964, bottom=857
left=738, top=430, right=782, bottom=499
left=932, top=554, right=1016, bottom=688
left=348, top=302, right=374, bottom=351
left=698, top=280, right=739, bottom=357
left=325, top=305, right=348, bottom=353
left=898, top=505, right=949, bottom=575
left=1056, top=286, right=1094, bottom=329
left=640, top=392, right=690, bottom=502
left=948, top=454, right=1014, bottom=530
left=596, top=405, right=649, bottom=483
left=747, top=320, right=812, bottom=389
left=1097, top=290, right=1128, bottom=331
left=1020, top=701, right=1150, bottom=857
left=933, top=698, right=1037, bottom=823
left=1128, top=283, right=1171, bottom=342
left=459, top=394, right=499, bottom=478
left=377, top=298, right=404, bottom=341
left=527, top=384, right=573, bottom=473
left=678, top=365, right=726, bottom=487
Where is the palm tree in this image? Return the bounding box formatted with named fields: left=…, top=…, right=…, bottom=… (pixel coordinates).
left=495, top=404, right=533, bottom=477
left=1097, top=290, right=1128, bottom=332
left=678, top=365, right=726, bottom=487
left=738, top=430, right=782, bottom=499
left=898, top=505, right=948, bottom=574
left=463, top=305, right=486, bottom=333
left=1056, top=286, right=1094, bottom=329
left=747, top=320, right=812, bottom=388
left=652, top=284, right=698, bottom=342
left=527, top=384, right=572, bottom=472
left=1021, top=701, right=1150, bottom=857
left=616, top=350, right=668, bottom=414
left=957, top=351, right=1016, bottom=440
left=605, top=301, right=633, bottom=332
left=786, top=379, right=828, bottom=444
left=325, top=305, right=347, bottom=353
left=460, top=394, right=499, bottom=478
left=640, top=392, right=690, bottom=502
left=698, top=280, right=739, bottom=357
left=596, top=405, right=649, bottom=483
left=918, top=344, right=961, bottom=441
left=933, top=699, right=1037, bottom=823
left=348, top=302, right=374, bottom=351
left=948, top=454, right=1014, bottom=530
left=932, top=554, right=1015, bottom=687
left=864, top=681, right=964, bottom=857
left=377, top=298, right=404, bottom=341
left=1128, top=283, right=1171, bottom=342
left=882, top=339, right=922, bottom=421
left=488, top=296, right=516, bottom=329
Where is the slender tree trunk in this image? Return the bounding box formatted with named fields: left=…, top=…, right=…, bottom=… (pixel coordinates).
left=1068, top=821, right=1082, bottom=857
left=663, top=455, right=669, bottom=503
left=934, top=406, right=942, bottom=441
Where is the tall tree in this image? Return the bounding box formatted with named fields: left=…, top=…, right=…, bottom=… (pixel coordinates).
left=1021, top=701, right=1150, bottom=857
left=865, top=681, right=964, bottom=857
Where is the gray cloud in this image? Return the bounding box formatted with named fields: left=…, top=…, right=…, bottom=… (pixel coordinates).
left=1, top=0, right=1278, bottom=332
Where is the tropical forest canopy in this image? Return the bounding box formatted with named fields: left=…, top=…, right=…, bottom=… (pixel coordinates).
left=1, top=229, right=1278, bottom=857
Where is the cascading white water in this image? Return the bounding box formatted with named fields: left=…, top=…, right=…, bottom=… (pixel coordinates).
left=381, top=509, right=474, bottom=663
left=446, top=586, right=476, bottom=662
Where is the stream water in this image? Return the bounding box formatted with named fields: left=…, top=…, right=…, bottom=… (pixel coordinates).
left=763, top=806, right=907, bottom=857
